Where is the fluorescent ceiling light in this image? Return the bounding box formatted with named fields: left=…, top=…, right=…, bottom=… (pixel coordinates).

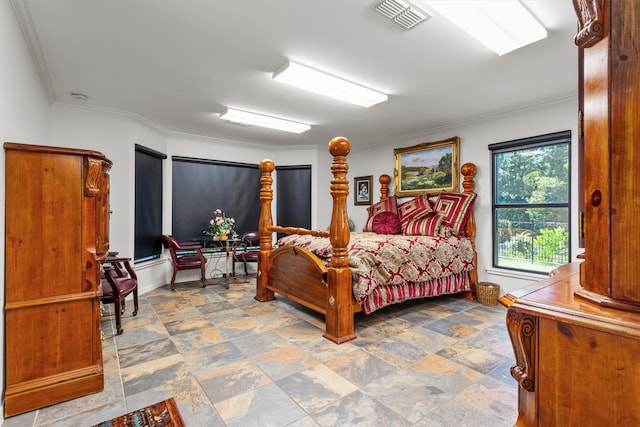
left=220, top=108, right=310, bottom=133
left=418, top=1, right=547, bottom=55
left=273, top=61, right=388, bottom=108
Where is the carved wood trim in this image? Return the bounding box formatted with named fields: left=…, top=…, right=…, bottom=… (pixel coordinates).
left=573, top=0, right=606, bottom=48
left=84, top=157, right=102, bottom=197
left=575, top=287, right=640, bottom=314
left=506, top=310, right=537, bottom=392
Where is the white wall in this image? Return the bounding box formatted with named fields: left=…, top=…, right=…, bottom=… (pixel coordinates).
left=337, top=97, right=579, bottom=294
left=1, top=1, right=53, bottom=422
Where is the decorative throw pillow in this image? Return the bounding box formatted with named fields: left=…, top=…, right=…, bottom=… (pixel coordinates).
left=371, top=211, right=402, bottom=235
left=363, top=196, right=398, bottom=231
left=438, top=224, right=453, bottom=238
left=402, top=213, right=445, bottom=236
left=397, top=194, right=435, bottom=225
left=433, top=191, right=477, bottom=236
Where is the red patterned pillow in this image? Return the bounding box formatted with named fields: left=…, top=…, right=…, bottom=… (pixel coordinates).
left=403, top=213, right=444, bottom=236
left=397, top=194, right=435, bottom=224
left=363, top=196, right=398, bottom=231
left=371, top=212, right=402, bottom=234
left=433, top=191, right=477, bottom=236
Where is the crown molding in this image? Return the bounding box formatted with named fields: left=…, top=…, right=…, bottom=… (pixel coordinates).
left=10, top=0, right=55, bottom=102
left=53, top=101, right=169, bottom=135
left=395, top=93, right=578, bottom=144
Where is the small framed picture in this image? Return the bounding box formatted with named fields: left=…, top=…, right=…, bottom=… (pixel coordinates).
left=354, top=175, right=373, bottom=205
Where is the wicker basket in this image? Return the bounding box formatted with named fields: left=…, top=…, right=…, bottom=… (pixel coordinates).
left=477, top=282, right=500, bottom=305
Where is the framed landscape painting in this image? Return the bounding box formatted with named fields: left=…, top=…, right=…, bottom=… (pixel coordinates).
left=393, top=136, right=460, bottom=197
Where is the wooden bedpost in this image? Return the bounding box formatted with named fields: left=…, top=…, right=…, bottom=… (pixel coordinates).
left=324, top=137, right=356, bottom=344
left=461, top=162, right=478, bottom=290
left=255, top=159, right=276, bottom=302
left=328, top=137, right=350, bottom=267
left=379, top=174, right=391, bottom=200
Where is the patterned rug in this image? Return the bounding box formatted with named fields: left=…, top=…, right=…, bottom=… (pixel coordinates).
left=92, top=398, right=185, bottom=427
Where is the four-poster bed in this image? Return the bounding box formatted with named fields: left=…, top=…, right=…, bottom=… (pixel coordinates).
left=255, top=137, right=478, bottom=343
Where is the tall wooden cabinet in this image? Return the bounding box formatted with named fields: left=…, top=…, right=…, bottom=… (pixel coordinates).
left=500, top=1, right=640, bottom=425
left=575, top=0, right=640, bottom=308
left=4, top=143, right=111, bottom=416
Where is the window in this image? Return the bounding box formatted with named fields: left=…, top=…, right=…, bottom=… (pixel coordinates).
left=276, top=165, right=311, bottom=240
left=171, top=157, right=261, bottom=242
left=489, top=131, right=571, bottom=273
left=134, top=145, right=166, bottom=263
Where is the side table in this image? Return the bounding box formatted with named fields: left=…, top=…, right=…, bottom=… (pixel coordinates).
left=198, top=237, right=240, bottom=287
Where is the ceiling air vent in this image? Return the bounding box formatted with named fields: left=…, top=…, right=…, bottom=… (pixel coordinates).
left=374, top=0, right=429, bottom=30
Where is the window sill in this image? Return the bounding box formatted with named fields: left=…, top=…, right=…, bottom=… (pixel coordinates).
left=133, top=257, right=165, bottom=269
left=485, top=267, right=547, bottom=282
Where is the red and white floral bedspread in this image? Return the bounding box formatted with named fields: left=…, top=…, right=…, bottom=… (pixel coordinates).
left=277, top=232, right=474, bottom=314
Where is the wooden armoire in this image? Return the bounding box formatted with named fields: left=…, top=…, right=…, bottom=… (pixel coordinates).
left=4, top=143, right=111, bottom=416
left=499, top=1, right=640, bottom=426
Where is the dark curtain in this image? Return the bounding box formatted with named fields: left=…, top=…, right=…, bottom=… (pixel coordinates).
left=276, top=165, right=311, bottom=239
left=134, top=145, right=166, bottom=262
left=172, top=157, right=261, bottom=242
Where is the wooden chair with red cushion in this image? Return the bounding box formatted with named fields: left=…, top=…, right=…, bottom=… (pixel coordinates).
left=161, top=234, right=207, bottom=290
left=101, top=255, right=139, bottom=335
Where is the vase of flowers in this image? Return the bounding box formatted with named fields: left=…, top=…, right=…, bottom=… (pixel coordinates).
left=205, top=209, right=238, bottom=240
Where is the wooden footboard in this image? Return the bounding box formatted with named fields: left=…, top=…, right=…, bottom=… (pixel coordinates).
left=267, top=245, right=328, bottom=314
left=255, top=137, right=358, bottom=344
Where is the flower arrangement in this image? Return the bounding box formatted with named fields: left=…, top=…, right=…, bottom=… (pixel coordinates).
left=205, top=209, right=237, bottom=240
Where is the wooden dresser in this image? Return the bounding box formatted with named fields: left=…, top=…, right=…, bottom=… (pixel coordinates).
left=500, top=263, right=640, bottom=426
left=4, top=143, right=111, bottom=416
left=500, top=1, right=640, bottom=425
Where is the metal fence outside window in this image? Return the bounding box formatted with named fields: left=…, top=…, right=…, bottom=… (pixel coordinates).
left=497, top=221, right=569, bottom=270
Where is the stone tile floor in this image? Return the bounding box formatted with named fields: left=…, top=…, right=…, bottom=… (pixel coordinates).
left=5, top=275, right=518, bottom=427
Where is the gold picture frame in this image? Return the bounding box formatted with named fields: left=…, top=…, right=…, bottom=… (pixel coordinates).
left=354, top=175, right=373, bottom=205
left=393, top=136, right=460, bottom=197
